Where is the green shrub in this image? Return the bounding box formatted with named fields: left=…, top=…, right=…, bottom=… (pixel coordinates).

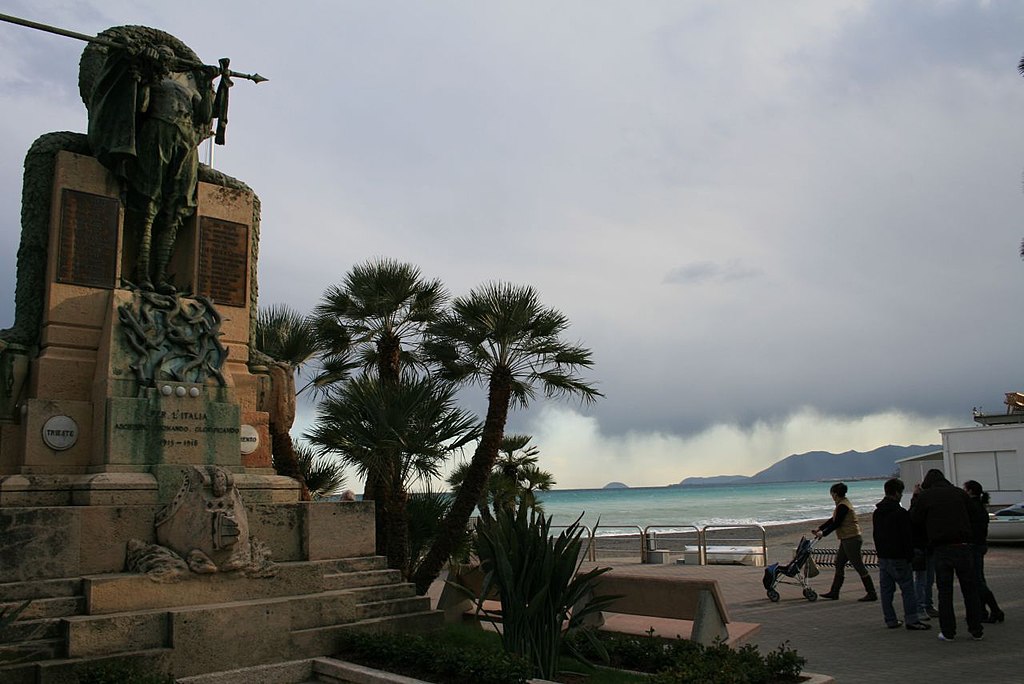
left=567, top=631, right=805, bottom=684
left=336, top=629, right=533, bottom=684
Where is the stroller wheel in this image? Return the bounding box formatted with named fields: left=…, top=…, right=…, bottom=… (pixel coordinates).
left=767, top=589, right=780, bottom=602
left=803, top=588, right=818, bottom=602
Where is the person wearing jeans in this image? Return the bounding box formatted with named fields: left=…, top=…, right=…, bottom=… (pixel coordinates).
left=872, top=478, right=930, bottom=630
left=913, top=548, right=937, bottom=618
left=910, top=469, right=984, bottom=641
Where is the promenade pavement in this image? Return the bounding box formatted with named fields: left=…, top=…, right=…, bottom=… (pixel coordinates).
left=576, top=543, right=1023, bottom=684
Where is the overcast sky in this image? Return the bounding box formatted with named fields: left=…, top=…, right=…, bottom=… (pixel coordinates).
left=2, top=1, right=1023, bottom=489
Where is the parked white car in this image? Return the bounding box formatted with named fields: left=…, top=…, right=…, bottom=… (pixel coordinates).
left=988, top=503, right=1024, bottom=543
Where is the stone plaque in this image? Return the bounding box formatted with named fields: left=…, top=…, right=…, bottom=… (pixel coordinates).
left=57, top=189, right=119, bottom=288
left=240, top=424, right=259, bottom=454
left=107, top=394, right=241, bottom=467
left=197, top=217, right=248, bottom=307
left=42, top=415, right=79, bottom=451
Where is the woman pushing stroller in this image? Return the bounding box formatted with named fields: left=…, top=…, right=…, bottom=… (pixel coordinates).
left=811, top=482, right=877, bottom=602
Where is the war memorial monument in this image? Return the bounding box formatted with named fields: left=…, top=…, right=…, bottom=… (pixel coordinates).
left=0, top=19, right=437, bottom=682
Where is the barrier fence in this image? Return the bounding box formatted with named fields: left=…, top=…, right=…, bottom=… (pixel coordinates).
left=500, top=521, right=882, bottom=568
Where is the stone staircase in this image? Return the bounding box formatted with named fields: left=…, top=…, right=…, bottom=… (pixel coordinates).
left=0, top=556, right=441, bottom=683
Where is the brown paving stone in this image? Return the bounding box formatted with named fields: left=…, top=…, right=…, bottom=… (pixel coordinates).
left=574, top=544, right=1023, bottom=683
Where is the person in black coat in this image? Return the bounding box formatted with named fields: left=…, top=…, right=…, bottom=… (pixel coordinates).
left=963, top=480, right=1004, bottom=623
left=872, top=478, right=930, bottom=630
left=910, top=469, right=984, bottom=641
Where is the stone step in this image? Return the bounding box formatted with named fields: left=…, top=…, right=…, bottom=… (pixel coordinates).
left=0, top=636, right=65, bottom=664
left=174, top=658, right=315, bottom=683
left=0, top=577, right=82, bottom=601
left=312, top=656, right=429, bottom=684
left=323, top=568, right=402, bottom=591
left=1, top=615, right=64, bottom=642
left=348, top=582, right=416, bottom=605
left=63, top=586, right=418, bottom=659
left=289, top=609, right=442, bottom=657
left=312, top=556, right=388, bottom=574
left=0, top=595, right=84, bottom=619
left=80, top=559, right=394, bottom=615
left=11, top=647, right=174, bottom=684
left=358, top=595, right=432, bottom=621
left=65, top=607, right=170, bottom=658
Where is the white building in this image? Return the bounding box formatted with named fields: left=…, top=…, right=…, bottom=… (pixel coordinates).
left=939, top=412, right=1024, bottom=508
left=896, top=450, right=943, bottom=489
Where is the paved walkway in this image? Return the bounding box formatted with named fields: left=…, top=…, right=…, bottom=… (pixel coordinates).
left=577, top=543, right=1023, bottom=683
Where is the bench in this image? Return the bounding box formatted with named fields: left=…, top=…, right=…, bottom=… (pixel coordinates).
left=438, top=566, right=759, bottom=647
left=436, top=564, right=498, bottom=623
left=579, top=572, right=741, bottom=646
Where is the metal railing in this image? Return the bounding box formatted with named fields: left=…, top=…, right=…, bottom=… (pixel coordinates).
left=640, top=525, right=702, bottom=563
left=487, top=519, right=771, bottom=567
left=698, top=524, right=768, bottom=566
left=586, top=524, right=645, bottom=562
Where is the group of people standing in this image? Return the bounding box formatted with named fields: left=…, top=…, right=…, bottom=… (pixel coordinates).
left=812, top=471, right=1004, bottom=641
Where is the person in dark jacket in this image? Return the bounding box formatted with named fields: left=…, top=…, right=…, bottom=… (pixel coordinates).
left=872, top=478, right=930, bottom=630
left=812, top=482, right=876, bottom=601
left=910, top=469, right=983, bottom=641
left=963, top=480, right=1004, bottom=623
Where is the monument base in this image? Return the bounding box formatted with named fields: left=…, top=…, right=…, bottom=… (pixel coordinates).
left=0, top=500, right=442, bottom=683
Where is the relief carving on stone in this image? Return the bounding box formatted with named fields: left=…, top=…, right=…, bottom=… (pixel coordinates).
left=126, top=465, right=274, bottom=582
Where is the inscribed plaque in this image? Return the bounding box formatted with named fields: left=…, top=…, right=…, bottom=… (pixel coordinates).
left=197, top=217, right=249, bottom=307
left=57, top=189, right=119, bottom=288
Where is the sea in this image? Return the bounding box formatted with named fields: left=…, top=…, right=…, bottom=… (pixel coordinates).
left=533, top=480, right=887, bottom=535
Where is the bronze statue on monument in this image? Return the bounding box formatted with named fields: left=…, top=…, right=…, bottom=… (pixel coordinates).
left=0, top=14, right=266, bottom=349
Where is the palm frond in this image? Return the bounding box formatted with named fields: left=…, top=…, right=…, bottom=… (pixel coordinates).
left=292, top=441, right=347, bottom=500
left=254, top=304, right=322, bottom=368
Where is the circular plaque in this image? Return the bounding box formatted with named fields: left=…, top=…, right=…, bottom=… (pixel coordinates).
left=240, top=424, right=260, bottom=454
left=42, top=415, right=79, bottom=451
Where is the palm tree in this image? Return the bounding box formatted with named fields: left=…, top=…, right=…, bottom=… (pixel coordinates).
left=253, top=304, right=324, bottom=500
left=411, top=283, right=601, bottom=594
left=313, top=258, right=446, bottom=387
left=406, top=487, right=474, bottom=577
left=447, top=434, right=555, bottom=518
left=306, top=373, right=478, bottom=578
left=312, top=259, right=447, bottom=557
left=289, top=440, right=347, bottom=500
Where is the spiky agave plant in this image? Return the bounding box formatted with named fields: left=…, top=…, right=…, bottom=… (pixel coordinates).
left=472, top=502, right=615, bottom=679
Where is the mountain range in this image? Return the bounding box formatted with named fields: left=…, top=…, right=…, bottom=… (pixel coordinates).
left=672, top=444, right=940, bottom=486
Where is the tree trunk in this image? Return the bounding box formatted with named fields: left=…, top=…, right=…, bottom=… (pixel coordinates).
left=268, top=363, right=309, bottom=500
left=271, top=429, right=310, bottom=501
left=361, top=475, right=387, bottom=556
left=411, top=369, right=511, bottom=595
left=369, top=333, right=402, bottom=558
left=384, top=486, right=410, bottom=579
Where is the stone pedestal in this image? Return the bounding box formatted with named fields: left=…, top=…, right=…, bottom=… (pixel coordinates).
left=0, top=151, right=289, bottom=505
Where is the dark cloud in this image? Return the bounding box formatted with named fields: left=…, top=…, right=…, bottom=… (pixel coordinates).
left=664, top=260, right=762, bottom=285
left=2, top=1, right=1023, bottom=485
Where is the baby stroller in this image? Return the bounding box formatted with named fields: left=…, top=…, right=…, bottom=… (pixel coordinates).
left=762, top=536, right=819, bottom=602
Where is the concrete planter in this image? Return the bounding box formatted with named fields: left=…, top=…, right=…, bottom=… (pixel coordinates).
left=177, top=657, right=834, bottom=683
